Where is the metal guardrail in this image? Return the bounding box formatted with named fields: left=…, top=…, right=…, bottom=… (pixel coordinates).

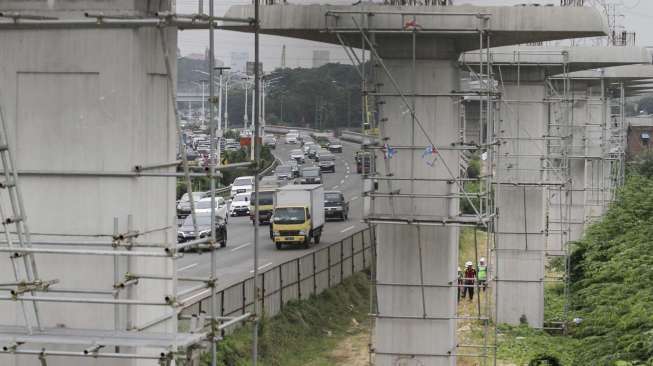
left=180, top=226, right=373, bottom=331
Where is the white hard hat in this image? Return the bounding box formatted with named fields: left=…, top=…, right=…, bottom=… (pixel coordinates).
left=480, top=257, right=486, bottom=263
left=465, top=261, right=473, bottom=267
left=457, top=267, right=461, bottom=272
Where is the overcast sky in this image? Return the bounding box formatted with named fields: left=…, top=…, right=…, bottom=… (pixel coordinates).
left=176, top=0, right=653, bottom=71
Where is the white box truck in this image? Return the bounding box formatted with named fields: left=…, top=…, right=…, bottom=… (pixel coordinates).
left=271, top=184, right=324, bottom=249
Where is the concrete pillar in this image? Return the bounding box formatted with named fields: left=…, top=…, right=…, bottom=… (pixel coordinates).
left=494, top=72, right=548, bottom=327
left=370, top=43, right=461, bottom=365
left=0, top=2, right=176, bottom=366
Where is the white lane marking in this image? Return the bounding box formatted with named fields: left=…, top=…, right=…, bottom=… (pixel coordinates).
left=351, top=196, right=359, bottom=201
left=250, top=262, right=273, bottom=273
left=340, top=179, right=345, bottom=184
left=178, top=263, right=198, bottom=272
left=333, top=185, right=339, bottom=189
left=230, top=242, right=251, bottom=252
left=345, top=175, right=349, bottom=179
left=340, top=225, right=356, bottom=233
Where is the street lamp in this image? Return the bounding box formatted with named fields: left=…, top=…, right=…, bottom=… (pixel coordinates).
left=214, top=66, right=231, bottom=135
left=242, top=76, right=250, bottom=131
left=192, top=80, right=208, bottom=126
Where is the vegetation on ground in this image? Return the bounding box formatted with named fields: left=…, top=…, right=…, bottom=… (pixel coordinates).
left=203, top=272, right=370, bottom=366
left=565, top=158, right=653, bottom=364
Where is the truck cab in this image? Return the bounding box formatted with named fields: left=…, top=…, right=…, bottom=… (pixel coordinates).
left=271, top=184, right=324, bottom=249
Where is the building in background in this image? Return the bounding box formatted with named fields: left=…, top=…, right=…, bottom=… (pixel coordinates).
left=231, top=51, right=249, bottom=73
left=627, top=115, right=653, bottom=157
left=312, top=50, right=330, bottom=68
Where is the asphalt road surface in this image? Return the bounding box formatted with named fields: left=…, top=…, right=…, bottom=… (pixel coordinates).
left=177, top=136, right=366, bottom=294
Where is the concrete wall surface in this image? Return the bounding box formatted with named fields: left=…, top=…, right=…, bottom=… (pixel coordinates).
left=370, top=57, right=460, bottom=366
left=494, top=80, right=547, bottom=328
left=0, top=1, right=176, bottom=365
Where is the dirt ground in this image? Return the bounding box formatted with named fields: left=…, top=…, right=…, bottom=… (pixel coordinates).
left=329, top=331, right=370, bottom=366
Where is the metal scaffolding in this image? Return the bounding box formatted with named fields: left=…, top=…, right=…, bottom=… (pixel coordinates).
left=0, top=2, right=261, bottom=365
left=327, top=8, right=498, bottom=364
left=461, top=48, right=574, bottom=333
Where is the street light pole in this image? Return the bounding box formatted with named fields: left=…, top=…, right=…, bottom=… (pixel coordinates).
left=225, top=77, right=230, bottom=131
left=243, top=77, right=249, bottom=131
left=192, top=77, right=209, bottom=126
left=261, top=77, right=266, bottom=132
left=251, top=82, right=255, bottom=133
left=215, top=66, right=231, bottom=168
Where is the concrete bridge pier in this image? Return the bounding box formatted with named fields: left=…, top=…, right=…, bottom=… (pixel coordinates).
left=370, top=45, right=463, bottom=366
left=461, top=46, right=651, bottom=327
left=222, top=4, right=609, bottom=364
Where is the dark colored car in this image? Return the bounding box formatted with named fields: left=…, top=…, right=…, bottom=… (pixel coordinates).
left=318, top=153, right=336, bottom=173
left=177, top=213, right=227, bottom=250
left=299, top=166, right=322, bottom=184
left=324, top=191, right=349, bottom=220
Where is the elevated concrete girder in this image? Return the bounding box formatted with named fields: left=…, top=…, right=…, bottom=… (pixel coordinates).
left=460, top=46, right=650, bottom=327
left=224, top=4, right=606, bottom=365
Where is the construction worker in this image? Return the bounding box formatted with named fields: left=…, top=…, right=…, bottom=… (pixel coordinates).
left=457, top=266, right=462, bottom=302
left=462, top=261, right=477, bottom=301
left=477, top=257, right=487, bottom=292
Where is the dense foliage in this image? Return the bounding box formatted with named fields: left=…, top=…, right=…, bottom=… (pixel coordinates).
left=567, top=159, right=653, bottom=364
left=264, top=64, right=362, bottom=130
left=178, top=58, right=362, bottom=130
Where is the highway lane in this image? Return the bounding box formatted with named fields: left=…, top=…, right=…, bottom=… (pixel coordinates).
left=176, top=136, right=367, bottom=293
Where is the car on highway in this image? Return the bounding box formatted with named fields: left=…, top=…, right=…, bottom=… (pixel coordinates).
left=230, top=176, right=254, bottom=197
left=307, top=145, right=319, bottom=160
left=263, top=134, right=277, bottom=149
left=225, top=143, right=240, bottom=152
left=275, top=164, right=294, bottom=182
left=324, top=191, right=349, bottom=221
left=285, top=160, right=300, bottom=177
left=285, top=134, right=298, bottom=144
left=318, top=153, right=336, bottom=173
left=194, top=196, right=228, bottom=222
left=299, top=166, right=322, bottom=184
left=229, top=192, right=251, bottom=216
left=177, top=191, right=208, bottom=218
left=314, top=148, right=330, bottom=162
left=327, top=139, right=343, bottom=153
left=303, top=141, right=316, bottom=154
left=177, top=213, right=227, bottom=249
left=289, top=149, right=305, bottom=164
